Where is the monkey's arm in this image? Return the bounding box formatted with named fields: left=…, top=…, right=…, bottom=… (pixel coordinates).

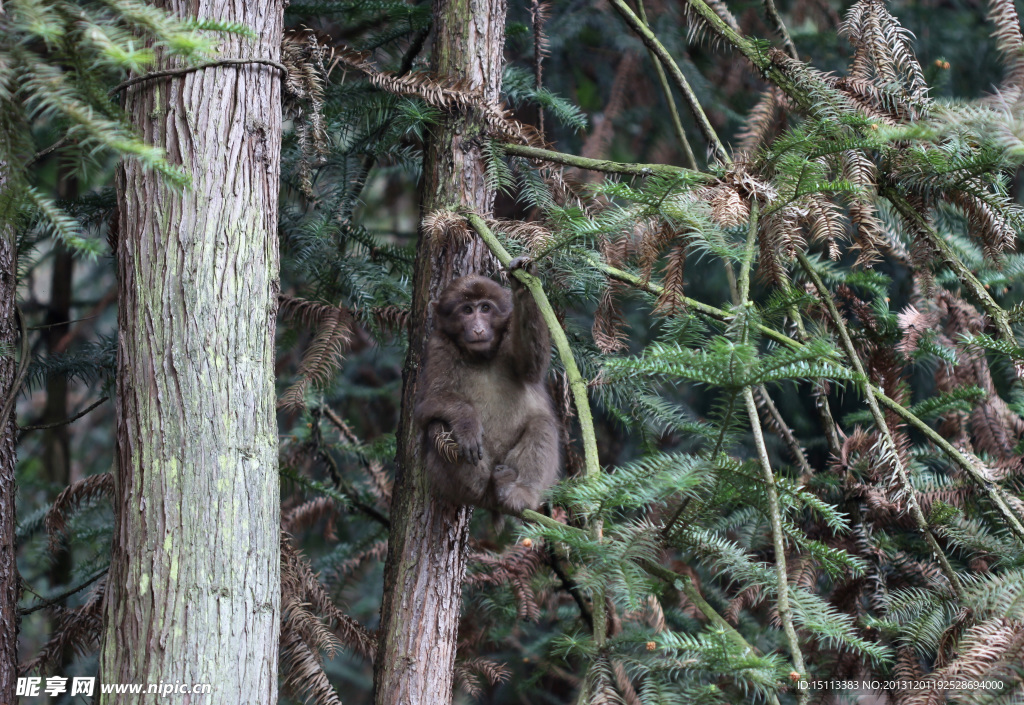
left=414, top=394, right=484, bottom=465
left=507, top=257, right=551, bottom=383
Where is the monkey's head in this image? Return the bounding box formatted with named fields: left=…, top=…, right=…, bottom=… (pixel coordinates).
left=434, top=276, right=513, bottom=359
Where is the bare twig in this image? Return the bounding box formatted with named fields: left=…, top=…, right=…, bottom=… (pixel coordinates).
left=755, top=385, right=814, bottom=482
left=762, top=0, right=799, bottom=60
left=546, top=546, right=593, bottom=630
left=738, top=202, right=808, bottom=692
left=19, top=569, right=107, bottom=616
left=111, top=58, right=288, bottom=95
left=609, top=0, right=730, bottom=164
left=19, top=396, right=109, bottom=433
left=635, top=0, right=698, bottom=170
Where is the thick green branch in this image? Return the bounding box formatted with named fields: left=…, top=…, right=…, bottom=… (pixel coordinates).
left=500, top=143, right=705, bottom=180
left=594, top=256, right=797, bottom=347
left=522, top=510, right=756, bottom=654
left=608, top=0, right=729, bottom=164
left=680, top=0, right=821, bottom=115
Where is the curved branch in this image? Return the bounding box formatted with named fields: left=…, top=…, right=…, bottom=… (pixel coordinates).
left=762, top=0, right=798, bottom=60
left=111, top=58, right=288, bottom=95
left=466, top=212, right=608, bottom=647
left=19, top=396, right=109, bottom=433
left=19, top=569, right=107, bottom=616
left=883, top=187, right=1024, bottom=383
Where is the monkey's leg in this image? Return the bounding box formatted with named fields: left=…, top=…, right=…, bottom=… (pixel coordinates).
left=493, top=415, right=560, bottom=514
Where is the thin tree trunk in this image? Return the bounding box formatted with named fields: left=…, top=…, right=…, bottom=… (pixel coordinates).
left=373, top=1, right=507, bottom=703
left=43, top=181, right=74, bottom=660
left=98, top=3, right=283, bottom=701
left=0, top=159, right=20, bottom=705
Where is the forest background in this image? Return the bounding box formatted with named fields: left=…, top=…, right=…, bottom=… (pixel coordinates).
left=4, top=0, right=1024, bottom=703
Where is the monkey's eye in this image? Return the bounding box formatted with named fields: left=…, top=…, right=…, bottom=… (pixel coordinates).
left=480, top=303, right=491, bottom=313
left=462, top=305, right=473, bottom=314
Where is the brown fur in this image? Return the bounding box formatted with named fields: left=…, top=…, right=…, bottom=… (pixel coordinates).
left=414, top=261, right=560, bottom=514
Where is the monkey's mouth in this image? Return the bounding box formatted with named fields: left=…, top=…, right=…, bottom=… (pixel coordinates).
left=464, top=338, right=493, bottom=349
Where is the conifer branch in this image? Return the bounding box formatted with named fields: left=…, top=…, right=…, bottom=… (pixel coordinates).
left=797, top=251, right=963, bottom=596
left=523, top=510, right=768, bottom=659
left=679, top=0, right=828, bottom=115
left=744, top=386, right=809, bottom=685
left=882, top=187, right=1024, bottom=382
left=596, top=256, right=1024, bottom=542
left=19, top=569, right=107, bottom=616
left=635, top=0, right=698, bottom=170
left=608, top=0, right=730, bottom=163
left=499, top=143, right=704, bottom=179
left=594, top=257, right=797, bottom=347
left=785, top=305, right=844, bottom=459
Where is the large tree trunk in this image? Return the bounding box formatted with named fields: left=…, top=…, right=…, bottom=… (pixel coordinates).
left=97, top=3, right=283, bottom=702
left=373, top=1, right=507, bottom=703
left=0, top=160, right=20, bottom=705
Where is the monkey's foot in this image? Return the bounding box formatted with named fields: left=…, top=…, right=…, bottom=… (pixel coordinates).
left=493, top=464, right=518, bottom=484
left=494, top=465, right=540, bottom=514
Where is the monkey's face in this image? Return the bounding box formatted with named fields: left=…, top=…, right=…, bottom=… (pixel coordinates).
left=455, top=300, right=503, bottom=353
left=435, top=276, right=513, bottom=359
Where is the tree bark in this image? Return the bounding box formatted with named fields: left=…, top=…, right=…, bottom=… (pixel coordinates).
left=0, top=159, right=20, bottom=705
left=373, top=1, right=507, bottom=703
left=97, top=3, right=283, bottom=702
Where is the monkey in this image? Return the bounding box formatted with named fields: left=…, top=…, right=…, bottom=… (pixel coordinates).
left=413, top=258, right=560, bottom=515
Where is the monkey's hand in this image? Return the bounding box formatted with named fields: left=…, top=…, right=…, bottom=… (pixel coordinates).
left=451, top=418, right=484, bottom=465
left=508, top=256, right=537, bottom=281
